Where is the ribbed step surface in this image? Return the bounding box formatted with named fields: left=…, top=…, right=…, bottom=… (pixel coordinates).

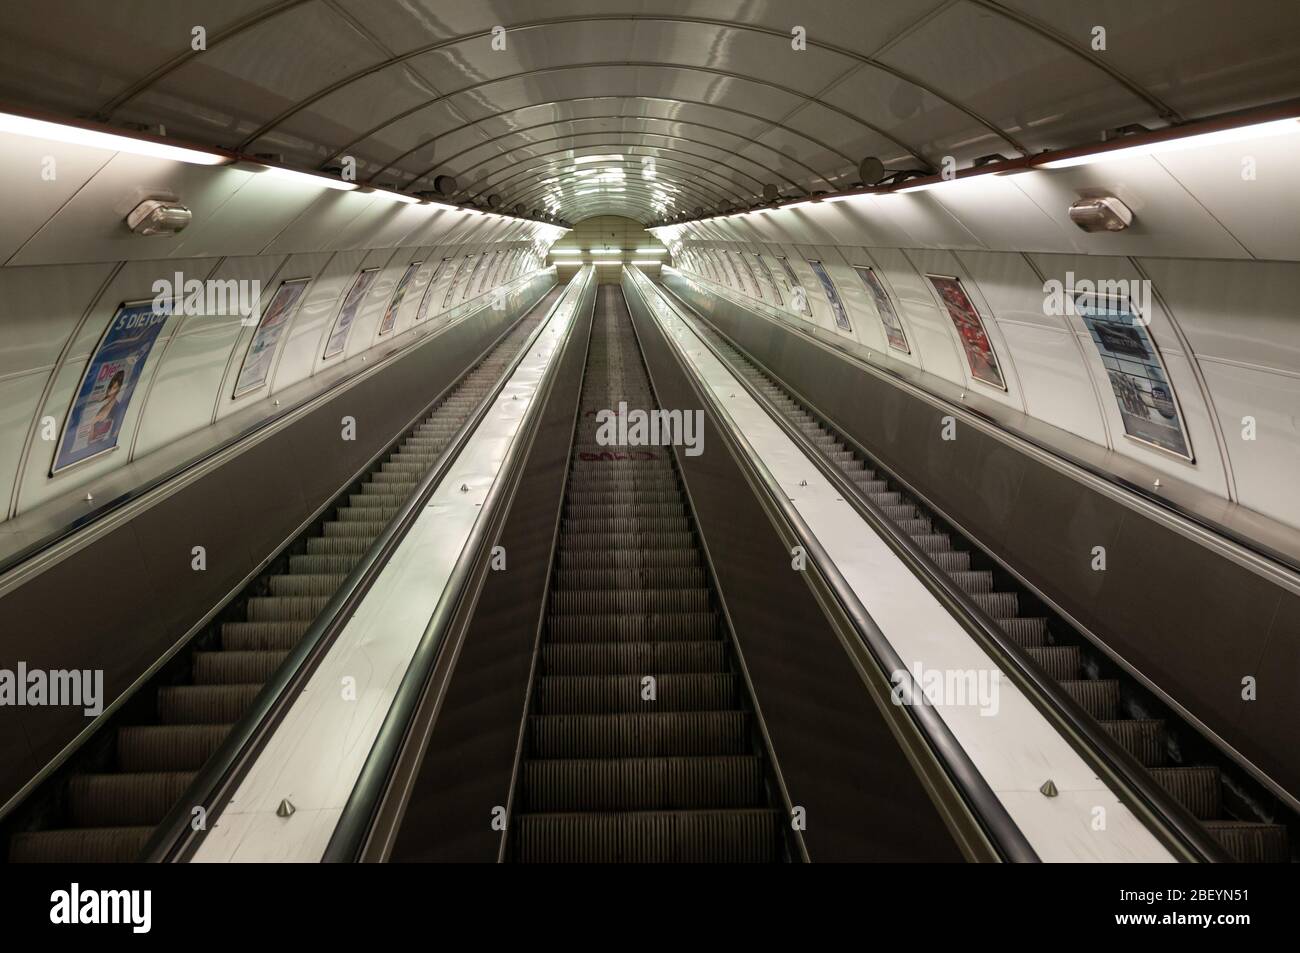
left=691, top=309, right=1291, bottom=864
left=7, top=289, right=561, bottom=864
left=512, top=286, right=781, bottom=862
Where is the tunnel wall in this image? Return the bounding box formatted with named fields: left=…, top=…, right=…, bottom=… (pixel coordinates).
left=664, top=268, right=1300, bottom=805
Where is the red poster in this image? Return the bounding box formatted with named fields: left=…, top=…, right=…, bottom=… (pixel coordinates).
left=927, top=274, right=1005, bottom=390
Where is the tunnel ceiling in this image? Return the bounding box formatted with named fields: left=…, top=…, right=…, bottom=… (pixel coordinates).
left=2, top=0, right=1298, bottom=224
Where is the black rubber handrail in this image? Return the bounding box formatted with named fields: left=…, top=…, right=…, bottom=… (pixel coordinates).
left=624, top=269, right=1038, bottom=863
left=142, top=272, right=585, bottom=862
left=321, top=269, right=596, bottom=862
left=0, top=269, right=556, bottom=582
left=651, top=275, right=1230, bottom=863
left=666, top=270, right=1300, bottom=579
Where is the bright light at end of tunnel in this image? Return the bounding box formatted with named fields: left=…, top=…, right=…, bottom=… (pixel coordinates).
left=1039, top=117, right=1300, bottom=169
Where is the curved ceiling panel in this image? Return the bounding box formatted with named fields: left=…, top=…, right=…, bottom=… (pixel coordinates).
left=1, top=0, right=1296, bottom=222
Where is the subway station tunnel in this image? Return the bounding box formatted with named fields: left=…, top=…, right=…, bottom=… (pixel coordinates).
left=0, top=1, right=1297, bottom=869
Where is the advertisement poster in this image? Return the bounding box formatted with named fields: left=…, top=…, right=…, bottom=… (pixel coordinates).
left=413, top=259, right=448, bottom=323
left=1075, top=291, right=1192, bottom=458
left=322, top=268, right=379, bottom=359
left=233, top=278, right=310, bottom=397
left=854, top=265, right=909, bottom=354
left=53, top=301, right=170, bottom=472
left=443, top=256, right=472, bottom=308
left=754, top=254, right=784, bottom=306
left=777, top=257, right=812, bottom=315
left=927, top=274, right=1006, bottom=390
left=379, top=260, right=422, bottom=336
left=808, top=260, right=853, bottom=332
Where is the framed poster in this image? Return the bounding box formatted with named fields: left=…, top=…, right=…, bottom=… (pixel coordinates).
left=1075, top=291, right=1192, bottom=459
left=322, top=268, right=379, bottom=359
left=52, top=301, right=171, bottom=473
left=927, top=274, right=1006, bottom=390
left=754, top=254, right=784, bottom=306
left=378, top=260, right=422, bottom=336
left=854, top=265, right=909, bottom=354
left=807, top=260, right=852, bottom=332
left=233, top=277, right=310, bottom=398
left=442, top=256, right=472, bottom=309
left=413, top=258, right=449, bottom=323
left=777, top=257, right=812, bottom=316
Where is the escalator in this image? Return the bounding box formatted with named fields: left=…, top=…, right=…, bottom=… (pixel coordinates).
left=5, top=286, right=566, bottom=863
left=681, top=304, right=1293, bottom=864
left=507, top=286, right=789, bottom=862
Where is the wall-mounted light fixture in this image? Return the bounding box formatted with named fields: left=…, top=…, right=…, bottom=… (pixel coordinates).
left=1068, top=195, right=1134, bottom=232
left=126, top=198, right=192, bottom=235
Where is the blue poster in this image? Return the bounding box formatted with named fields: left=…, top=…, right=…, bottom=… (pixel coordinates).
left=53, top=301, right=171, bottom=472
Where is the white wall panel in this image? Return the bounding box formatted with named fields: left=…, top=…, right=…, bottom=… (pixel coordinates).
left=0, top=136, right=113, bottom=264
left=0, top=262, right=117, bottom=379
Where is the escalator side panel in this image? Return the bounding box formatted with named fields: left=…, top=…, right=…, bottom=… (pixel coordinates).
left=385, top=291, right=597, bottom=862
left=626, top=288, right=966, bottom=862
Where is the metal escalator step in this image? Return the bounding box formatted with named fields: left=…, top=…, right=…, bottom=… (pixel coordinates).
left=538, top=674, right=738, bottom=714
left=268, top=573, right=346, bottom=596
left=927, top=550, right=972, bottom=573
left=912, top=533, right=955, bottom=553
left=1203, top=821, right=1290, bottom=863
left=322, top=520, right=387, bottom=537
left=563, top=517, right=691, bottom=533
left=1150, top=766, right=1222, bottom=820
left=1061, top=679, right=1120, bottom=720
left=192, top=649, right=288, bottom=684
left=1024, top=645, right=1082, bottom=681
left=549, top=588, right=711, bottom=614
left=554, top=567, right=707, bottom=590
left=245, top=595, right=329, bottom=621
left=9, top=827, right=152, bottom=864
left=158, top=683, right=261, bottom=724
left=288, top=554, right=359, bottom=575
left=68, top=771, right=196, bottom=827
left=306, top=536, right=373, bottom=554
left=969, top=591, right=1019, bottom=618
left=949, top=570, right=994, bottom=593
left=999, top=617, right=1048, bottom=647
left=221, top=620, right=309, bottom=651
left=512, top=809, right=780, bottom=863
left=557, top=548, right=701, bottom=569
left=559, top=531, right=697, bottom=550
left=522, top=756, right=766, bottom=811
left=1101, top=719, right=1167, bottom=766
left=565, top=503, right=687, bottom=519
left=117, top=724, right=232, bottom=772
left=528, top=711, right=750, bottom=758
left=547, top=612, right=719, bottom=643
left=543, top=641, right=726, bottom=675
left=334, top=506, right=397, bottom=522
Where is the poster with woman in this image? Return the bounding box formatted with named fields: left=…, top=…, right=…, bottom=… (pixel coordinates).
left=322, top=268, right=379, bottom=359
left=233, top=277, right=310, bottom=397
left=926, top=274, right=1006, bottom=390
left=53, top=301, right=171, bottom=472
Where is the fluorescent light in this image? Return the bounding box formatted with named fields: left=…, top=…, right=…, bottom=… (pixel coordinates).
left=589, top=249, right=622, bottom=255
left=634, top=248, right=666, bottom=254
left=595, top=261, right=622, bottom=266
left=369, top=188, right=422, bottom=204
left=630, top=260, right=662, bottom=266
left=780, top=199, right=818, bottom=210
left=1039, top=117, right=1300, bottom=169
left=573, top=154, right=622, bottom=164
left=262, top=164, right=358, bottom=190
left=822, top=192, right=873, bottom=204
left=0, top=110, right=229, bottom=165
left=550, top=248, right=581, bottom=254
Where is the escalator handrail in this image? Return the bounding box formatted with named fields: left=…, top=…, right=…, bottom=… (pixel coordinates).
left=622, top=268, right=1038, bottom=863
left=0, top=267, right=557, bottom=584
left=321, top=268, right=597, bottom=862
left=142, top=272, right=585, bottom=862
left=648, top=272, right=1231, bottom=863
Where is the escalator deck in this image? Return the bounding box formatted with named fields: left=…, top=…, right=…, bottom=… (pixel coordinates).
left=511, top=286, right=785, bottom=862
left=6, top=292, right=560, bottom=863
